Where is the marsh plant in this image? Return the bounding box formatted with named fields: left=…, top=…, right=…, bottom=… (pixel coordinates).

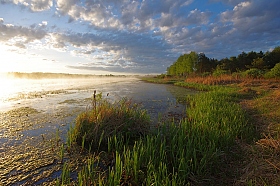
left=72, top=91, right=150, bottom=151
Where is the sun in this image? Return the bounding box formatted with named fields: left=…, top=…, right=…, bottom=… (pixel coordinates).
left=0, top=43, right=46, bottom=73
left=0, top=44, right=27, bottom=73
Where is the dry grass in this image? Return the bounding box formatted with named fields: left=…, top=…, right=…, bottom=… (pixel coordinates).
left=185, top=74, right=242, bottom=85
left=185, top=74, right=280, bottom=88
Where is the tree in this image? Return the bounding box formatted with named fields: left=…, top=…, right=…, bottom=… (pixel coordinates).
left=166, top=51, right=198, bottom=76
left=196, top=53, right=217, bottom=74
left=264, top=47, right=280, bottom=69
left=249, top=57, right=267, bottom=70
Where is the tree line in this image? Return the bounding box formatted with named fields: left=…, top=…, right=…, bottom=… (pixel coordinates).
left=166, top=46, right=280, bottom=78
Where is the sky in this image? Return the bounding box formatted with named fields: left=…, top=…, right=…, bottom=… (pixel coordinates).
left=0, top=0, right=280, bottom=75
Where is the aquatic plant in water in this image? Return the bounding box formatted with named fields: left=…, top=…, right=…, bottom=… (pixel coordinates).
left=72, top=91, right=151, bottom=151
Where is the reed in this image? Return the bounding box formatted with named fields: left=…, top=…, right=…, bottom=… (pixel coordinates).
left=72, top=93, right=150, bottom=152
left=59, top=144, right=65, bottom=163
left=59, top=162, right=71, bottom=185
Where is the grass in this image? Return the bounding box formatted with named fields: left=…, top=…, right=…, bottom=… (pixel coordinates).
left=72, top=92, right=150, bottom=152
left=53, top=84, right=256, bottom=185
left=148, top=75, right=280, bottom=185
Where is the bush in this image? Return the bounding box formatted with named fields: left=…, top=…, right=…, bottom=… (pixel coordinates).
left=244, top=68, right=264, bottom=78
left=264, top=63, right=280, bottom=78
left=156, top=74, right=166, bottom=79
left=212, top=69, right=229, bottom=77
left=73, top=95, right=150, bottom=151
left=201, top=72, right=212, bottom=77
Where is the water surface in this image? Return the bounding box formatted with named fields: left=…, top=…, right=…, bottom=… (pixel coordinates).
left=0, top=76, right=196, bottom=185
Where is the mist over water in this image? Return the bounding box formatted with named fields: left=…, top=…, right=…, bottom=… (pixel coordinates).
left=0, top=76, right=139, bottom=112
left=0, top=76, right=196, bottom=121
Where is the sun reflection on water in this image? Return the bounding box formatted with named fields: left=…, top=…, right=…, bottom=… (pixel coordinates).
left=0, top=75, right=139, bottom=112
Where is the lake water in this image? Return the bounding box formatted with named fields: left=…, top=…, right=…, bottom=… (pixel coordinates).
left=0, top=76, right=196, bottom=185
left=0, top=76, right=195, bottom=120
left=0, top=76, right=197, bottom=146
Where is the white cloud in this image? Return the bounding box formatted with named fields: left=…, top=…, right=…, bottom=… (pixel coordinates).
left=233, top=1, right=251, bottom=11
left=1, top=0, right=53, bottom=11
left=30, top=0, right=53, bottom=11
left=0, top=20, right=47, bottom=46
left=42, top=21, right=47, bottom=26
left=56, top=0, right=78, bottom=14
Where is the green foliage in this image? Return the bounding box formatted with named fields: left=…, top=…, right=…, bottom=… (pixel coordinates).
left=264, top=63, right=280, bottom=78
left=167, top=51, right=198, bottom=76
left=250, top=57, right=266, bottom=69
left=201, top=72, right=212, bottom=77
left=212, top=68, right=229, bottom=77
left=156, top=73, right=166, bottom=79
left=166, top=46, right=280, bottom=77
left=264, top=46, right=280, bottom=68
left=174, top=81, right=218, bottom=91
left=72, top=96, right=150, bottom=151
left=244, top=68, right=264, bottom=78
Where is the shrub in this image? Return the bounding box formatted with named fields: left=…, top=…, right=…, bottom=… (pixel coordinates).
left=212, top=69, right=229, bottom=77
left=201, top=72, right=212, bottom=77
left=264, top=62, right=280, bottom=78
left=244, top=68, right=264, bottom=78
left=156, top=74, right=166, bottom=79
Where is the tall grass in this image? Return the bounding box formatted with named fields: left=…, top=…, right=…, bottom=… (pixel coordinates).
left=72, top=93, right=150, bottom=151
left=57, top=87, right=253, bottom=185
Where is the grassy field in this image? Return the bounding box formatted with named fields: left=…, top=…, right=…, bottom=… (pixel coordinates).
left=56, top=75, right=280, bottom=185
left=144, top=75, right=280, bottom=185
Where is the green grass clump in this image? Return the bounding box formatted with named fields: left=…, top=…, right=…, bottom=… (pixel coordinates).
left=174, top=81, right=216, bottom=91
left=73, top=94, right=150, bottom=151
left=186, top=89, right=253, bottom=147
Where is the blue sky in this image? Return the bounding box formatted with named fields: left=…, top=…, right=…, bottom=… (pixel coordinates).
left=0, top=0, right=280, bottom=74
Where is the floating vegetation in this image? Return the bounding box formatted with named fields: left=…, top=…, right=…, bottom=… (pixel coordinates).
left=59, top=99, right=79, bottom=105
left=7, top=90, right=68, bottom=101
left=4, top=107, right=40, bottom=117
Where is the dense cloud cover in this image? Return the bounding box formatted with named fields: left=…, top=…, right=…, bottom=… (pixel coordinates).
left=0, top=0, right=280, bottom=74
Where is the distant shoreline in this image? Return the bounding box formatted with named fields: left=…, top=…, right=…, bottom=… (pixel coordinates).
left=5, top=72, right=136, bottom=79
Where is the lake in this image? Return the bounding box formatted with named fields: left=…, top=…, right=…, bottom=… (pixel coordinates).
left=0, top=76, right=196, bottom=185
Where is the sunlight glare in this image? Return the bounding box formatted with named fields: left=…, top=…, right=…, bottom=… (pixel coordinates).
left=0, top=44, right=28, bottom=73
left=0, top=75, right=16, bottom=102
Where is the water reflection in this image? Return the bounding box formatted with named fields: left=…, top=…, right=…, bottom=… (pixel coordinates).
left=124, top=82, right=195, bottom=124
